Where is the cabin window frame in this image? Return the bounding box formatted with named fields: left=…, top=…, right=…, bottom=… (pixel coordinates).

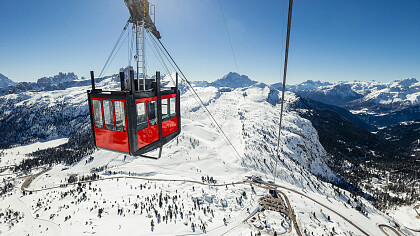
left=92, top=99, right=103, bottom=129
left=136, top=102, right=148, bottom=131
left=103, top=100, right=115, bottom=131
left=169, top=97, right=176, bottom=119
left=162, top=98, right=169, bottom=122
left=148, top=100, right=158, bottom=126
left=114, top=100, right=126, bottom=132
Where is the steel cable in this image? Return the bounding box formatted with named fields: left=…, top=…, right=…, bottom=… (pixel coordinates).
left=154, top=37, right=244, bottom=163
left=99, top=20, right=130, bottom=78
left=218, top=0, right=240, bottom=73
left=274, top=0, right=293, bottom=183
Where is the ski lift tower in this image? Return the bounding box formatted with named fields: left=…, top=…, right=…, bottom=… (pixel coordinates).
left=124, top=0, right=161, bottom=91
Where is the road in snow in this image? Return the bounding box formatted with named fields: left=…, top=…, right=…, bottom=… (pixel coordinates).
left=19, top=167, right=410, bottom=236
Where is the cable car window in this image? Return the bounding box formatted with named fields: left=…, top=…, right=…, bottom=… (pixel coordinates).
left=92, top=100, right=103, bottom=129
left=114, top=101, right=126, bottom=132
left=162, top=98, right=169, bottom=122
left=136, top=102, right=147, bottom=130
left=149, top=100, right=157, bottom=126
left=103, top=100, right=115, bottom=131
left=170, top=97, right=176, bottom=119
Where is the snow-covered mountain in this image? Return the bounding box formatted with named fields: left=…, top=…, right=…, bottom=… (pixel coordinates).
left=36, top=72, right=81, bottom=86
left=0, top=73, right=16, bottom=88
left=0, top=72, right=335, bottom=182
left=345, top=78, right=420, bottom=113
left=294, top=83, right=364, bottom=107
left=272, top=80, right=333, bottom=92
left=191, top=80, right=209, bottom=87
left=285, top=78, right=420, bottom=128
left=0, top=72, right=417, bottom=235
left=193, top=72, right=258, bottom=88
left=0, top=73, right=120, bottom=147
left=0, top=72, right=92, bottom=95
left=287, top=78, right=420, bottom=113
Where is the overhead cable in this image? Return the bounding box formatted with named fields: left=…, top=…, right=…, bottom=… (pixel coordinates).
left=274, top=0, right=294, bottom=183
left=218, top=0, right=240, bottom=73
left=99, top=20, right=130, bottom=78
left=154, top=37, right=244, bottom=163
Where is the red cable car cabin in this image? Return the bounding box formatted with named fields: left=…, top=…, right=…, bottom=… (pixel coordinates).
left=87, top=70, right=181, bottom=158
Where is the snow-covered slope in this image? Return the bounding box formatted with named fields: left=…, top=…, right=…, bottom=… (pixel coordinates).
left=0, top=73, right=415, bottom=235
left=0, top=73, right=16, bottom=88
left=180, top=85, right=337, bottom=183
left=0, top=75, right=118, bottom=147
left=1, top=73, right=336, bottom=183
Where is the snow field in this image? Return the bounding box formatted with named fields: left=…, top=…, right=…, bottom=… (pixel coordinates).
left=1, top=78, right=417, bottom=235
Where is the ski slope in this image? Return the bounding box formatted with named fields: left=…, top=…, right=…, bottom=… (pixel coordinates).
left=0, top=76, right=418, bottom=235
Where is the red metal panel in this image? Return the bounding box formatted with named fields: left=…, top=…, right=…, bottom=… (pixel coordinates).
left=137, top=125, right=159, bottom=148
left=162, top=94, right=178, bottom=137
left=136, top=96, right=157, bottom=103
left=162, top=94, right=176, bottom=99
left=162, top=117, right=177, bottom=137
left=91, top=98, right=129, bottom=153
left=164, top=93, right=178, bottom=137
left=134, top=94, right=177, bottom=147
left=94, top=128, right=130, bottom=153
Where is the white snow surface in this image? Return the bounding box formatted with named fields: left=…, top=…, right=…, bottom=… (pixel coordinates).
left=0, top=77, right=417, bottom=235
left=0, top=138, right=68, bottom=167
left=387, top=204, right=420, bottom=230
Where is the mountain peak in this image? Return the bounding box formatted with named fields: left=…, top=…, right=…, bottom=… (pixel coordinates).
left=0, top=73, right=16, bottom=88
left=395, top=78, right=418, bottom=87
left=210, top=72, right=257, bottom=88
left=37, top=72, right=79, bottom=85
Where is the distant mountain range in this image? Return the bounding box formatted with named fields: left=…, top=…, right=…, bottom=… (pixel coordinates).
left=278, top=77, right=420, bottom=158
left=0, top=72, right=116, bottom=96
left=195, top=76, right=420, bottom=116
left=287, top=78, right=419, bottom=114
left=193, top=75, right=420, bottom=127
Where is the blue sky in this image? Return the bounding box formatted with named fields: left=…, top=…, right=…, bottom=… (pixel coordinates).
left=0, top=0, right=419, bottom=84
